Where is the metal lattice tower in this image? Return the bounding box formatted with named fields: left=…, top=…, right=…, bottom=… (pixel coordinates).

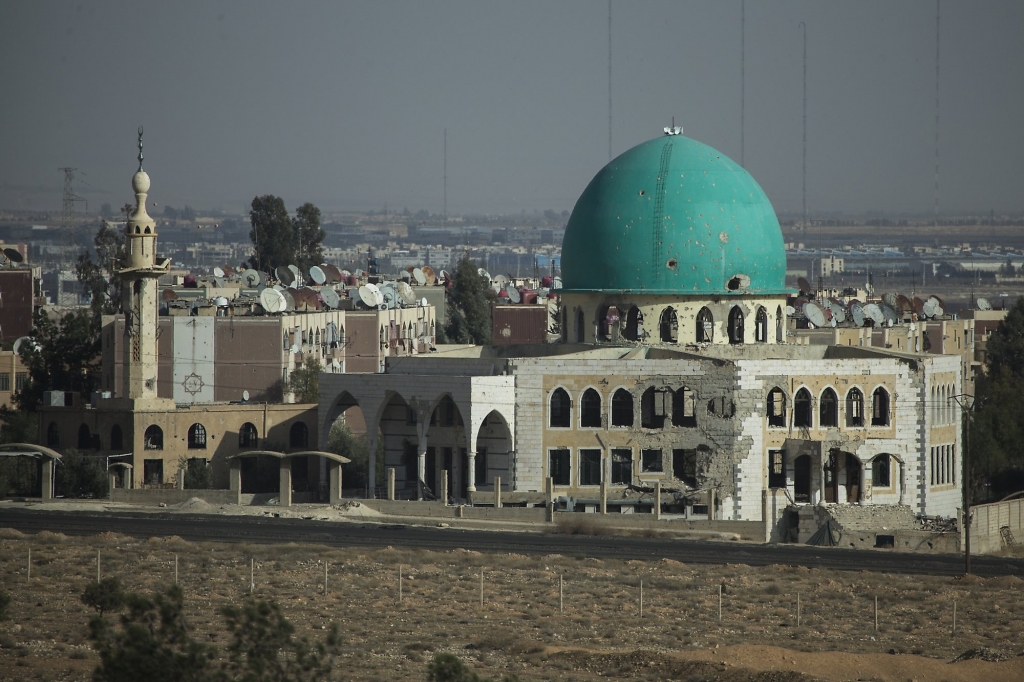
left=58, top=167, right=87, bottom=284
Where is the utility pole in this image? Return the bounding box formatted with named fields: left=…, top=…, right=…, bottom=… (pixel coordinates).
left=952, top=393, right=973, bottom=574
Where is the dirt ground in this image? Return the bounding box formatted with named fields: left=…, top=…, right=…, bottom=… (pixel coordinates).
left=1, top=526, right=1023, bottom=682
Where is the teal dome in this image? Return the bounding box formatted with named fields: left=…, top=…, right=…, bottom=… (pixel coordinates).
left=561, top=134, right=787, bottom=295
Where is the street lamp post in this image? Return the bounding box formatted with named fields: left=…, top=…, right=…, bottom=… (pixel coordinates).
left=952, top=393, right=974, bottom=574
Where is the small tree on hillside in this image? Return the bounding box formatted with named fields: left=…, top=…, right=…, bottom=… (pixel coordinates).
left=82, top=577, right=126, bottom=617
left=288, top=357, right=322, bottom=404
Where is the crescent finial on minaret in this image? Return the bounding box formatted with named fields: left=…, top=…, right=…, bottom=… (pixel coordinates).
left=137, top=125, right=144, bottom=171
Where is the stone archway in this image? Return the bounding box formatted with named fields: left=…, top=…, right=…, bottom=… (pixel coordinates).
left=473, top=410, right=512, bottom=496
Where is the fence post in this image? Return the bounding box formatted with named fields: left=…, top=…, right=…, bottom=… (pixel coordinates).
left=559, top=574, right=563, bottom=614
left=324, top=561, right=329, bottom=596
left=250, top=558, right=255, bottom=594
left=97, top=550, right=101, bottom=583
left=718, top=583, right=722, bottom=623
left=175, top=554, right=178, bottom=586
left=494, top=477, right=501, bottom=509
left=953, top=600, right=957, bottom=633
left=874, top=595, right=878, bottom=632
left=27, top=548, right=30, bottom=582
left=797, top=592, right=801, bottom=627
left=639, top=580, right=644, bottom=619
left=399, top=565, right=403, bottom=603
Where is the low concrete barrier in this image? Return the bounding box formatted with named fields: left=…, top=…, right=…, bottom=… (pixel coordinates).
left=968, top=498, right=1024, bottom=554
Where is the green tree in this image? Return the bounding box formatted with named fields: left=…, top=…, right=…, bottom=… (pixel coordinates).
left=181, top=457, right=213, bottom=490
left=82, top=577, right=126, bottom=617
left=327, top=421, right=381, bottom=489
left=248, top=195, right=295, bottom=273
left=75, top=220, right=126, bottom=330
left=56, top=449, right=108, bottom=498
left=444, top=256, right=494, bottom=345
left=15, top=309, right=100, bottom=413
left=984, top=298, right=1024, bottom=382
left=427, top=653, right=485, bottom=682
left=292, top=202, right=325, bottom=274
left=288, top=357, right=322, bottom=404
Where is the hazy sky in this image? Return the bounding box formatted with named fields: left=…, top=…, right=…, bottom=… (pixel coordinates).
left=2, top=1, right=1022, bottom=218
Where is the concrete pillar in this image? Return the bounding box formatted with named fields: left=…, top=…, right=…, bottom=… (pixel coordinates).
left=494, top=476, right=502, bottom=508
left=387, top=467, right=396, bottom=501
left=417, top=435, right=427, bottom=501
left=545, top=476, right=554, bottom=522
left=654, top=481, right=661, bottom=521
left=467, top=451, right=477, bottom=493
left=108, top=471, right=118, bottom=492
left=229, top=458, right=242, bottom=504
left=328, top=460, right=342, bottom=505
left=600, top=479, right=607, bottom=515
left=177, top=467, right=186, bottom=491
left=441, top=470, right=448, bottom=506
left=41, top=458, right=53, bottom=501
left=279, top=458, right=292, bottom=507
left=860, top=461, right=870, bottom=503
left=708, top=489, right=716, bottom=520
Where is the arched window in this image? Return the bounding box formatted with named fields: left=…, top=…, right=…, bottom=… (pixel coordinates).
left=846, top=388, right=864, bottom=427
left=549, top=388, right=571, bottom=428
left=611, top=389, right=634, bottom=427
left=46, top=422, right=60, bottom=449
left=767, top=387, right=786, bottom=427
left=707, top=396, right=735, bottom=419
left=188, top=423, right=207, bottom=449
left=776, top=306, right=784, bottom=343
left=871, top=387, right=890, bottom=426
left=597, top=305, right=619, bottom=341
left=290, top=421, right=309, bottom=448
left=728, top=306, right=744, bottom=344
left=696, top=307, right=714, bottom=343
left=641, top=387, right=669, bottom=428
left=872, top=454, right=891, bottom=487
left=575, top=308, right=585, bottom=343
left=110, top=425, right=123, bottom=451
left=793, top=388, right=813, bottom=428
left=78, top=424, right=92, bottom=449
left=659, top=307, right=678, bottom=343
left=819, top=388, right=839, bottom=427
left=145, top=425, right=163, bottom=450
left=239, top=422, right=259, bottom=448
left=622, top=306, right=643, bottom=341
left=580, top=389, right=602, bottom=428
left=672, top=387, right=697, bottom=427
left=755, top=307, right=768, bottom=343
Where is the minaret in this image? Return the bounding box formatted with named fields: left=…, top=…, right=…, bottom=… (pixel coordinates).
left=118, top=127, right=168, bottom=401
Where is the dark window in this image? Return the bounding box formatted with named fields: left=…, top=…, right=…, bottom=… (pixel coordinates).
left=641, top=388, right=669, bottom=428
left=707, top=396, right=735, bottom=419
left=580, top=389, right=602, bottom=428
left=188, top=423, right=207, bottom=449
left=475, top=447, right=487, bottom=486
left=110, top=425, right=123, bottom=451
left=579, top=449, right=602, bottom=486
left=846, top=388, right=864, bottom=427
left=239, top=422, right=258, bottom=448
left=611, top=449, right=632, bottom=484
left=871, top=388, right=890, bottom=426
left=767, top=388, right=786, bottom=427
left=794, top=454, right=812, bottom=502
left=549, top=448, right=570, bottom=486
left=776, top=306, right=784, bottom=343
left=641, top=448, right=662, bottom=472
left=872, top=454, right=891, bottom=487
left=623, top=306, right=643, bottom=341
left=77, top=424, right=92, bottom=449
left=289, top=421, right=309, bottom=448
left=673, top=387, right=697, bottom=427
left=793, top=388, right=812, bottom=427
left=46, top=422, right=60, bottom=449
left=433, top=395, right=461, bottom=427
left=672, top=448, right=697, bottom=487
left=549, top=388, right=571, bottom=428
left=144, top=425, right=163, bottom=450
left=575, top=308, right=585, bottom=343
left=768, top=450, right=786, bottom=489
left=755, top=306, right=768, bottom=343
left=819, top=388, right=838, bottom=427
left=660, top=307, right=678, bottom=343
left=728, top=306, right=744, bottom=344
left=144, top=459, right=164, bottom=486
left=696, top=307, right=713, bottom=343
left=611, top=389, right=634, bottom=427
left=403, top=441, right=418, bottom=488
left=561, top=307, right=568, bottom=343
left=0, top=373, right=9, bottom=391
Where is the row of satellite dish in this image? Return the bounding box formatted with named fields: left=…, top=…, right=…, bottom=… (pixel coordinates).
left=206, top=263, right=449, bottom=290
left=0, top=248, right=25, bottom=266
left=480, top=268, right=562, bottom=303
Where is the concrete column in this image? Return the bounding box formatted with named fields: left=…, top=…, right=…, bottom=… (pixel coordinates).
left=41, top=458, right=53, bottom=501
left=600, top=480, right=607, bottom=515
left=654, top=481, right=661, bottom=521
left=494, top=476, right=502, bottom=508
left=177, top=467, right=186, bottom=491
left=545, top=476, right=554, bottom=522
left=108, top=471, right=118, bottom=492
left=279, top=458, right=292, bottom=507
left=229, top=459, right=242, bottom=504
left=860, top=462, right=870, bottom=503
left=898, top=459, right=907, bottom=505
left=417, top=435, right=427, bottom=501
left=441, top=470, right=448, bottom=506
left=387, top=467, right=396, bottom=501
left=467, top=451, right=477, bottom=493
left=708, top=489, right=716, bottom=520
left=328, top=461, right=342, bottom=505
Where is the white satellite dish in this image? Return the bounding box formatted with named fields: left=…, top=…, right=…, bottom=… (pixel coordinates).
left=12, top=336, right=36, bottom=355
left=412, top=268, right=426, bottom=285
left=785, top=305, right=796, bottom=316
left=260, top=288, right=287, bottom=314
left=281, top=289, right=296, bottom=312
left=850, top=303, right=866, bottom=327
left=357, top=285, right=374, bottom=308
left=883, top=293, right=898, bottom=308
left=494, top=273, right=509, bottom=287
left=830, top=301, right=847, bottom=324
left=880, top=304, right=899, bottom=326
left=863, top=303, right=885, bottom=326
left=242, top=390, right=250, bottom=401
left=213, top=296, right=229, bottom=307
left=803, top=302, right=827, bottom=328
left=363, top=282, right=383, bottom=306
left=420, top=297, right=428, bottom=307
left=507, top=287, right=521, bottom=303
left=380, top=283, right=398, bottom=309
left=242, top=271, right=261, bottom=287
left=288, top=264, right=302, bottom=284
left=320, top=287, right=341, bottom=309
left=213, top=266, right=225, bottom=278
left=478, top=268, right=491, bottom=281
left=309, top=266, right=326, bottom=285
left=978, top=297, right=992, bottom=311
left=397, top=281, right=417, bottom=305
left=440, top=270, right=451, bottom=282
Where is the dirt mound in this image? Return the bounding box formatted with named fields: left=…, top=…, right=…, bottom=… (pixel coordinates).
left=951, top=648, right=1024, bottom=663
left=35, top=530, right=67, bottom=543
left=0, top=527, right=25, bottom=539
left=171, top=497, right=215, bottom=512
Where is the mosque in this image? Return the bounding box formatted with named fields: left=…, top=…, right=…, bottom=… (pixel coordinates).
left=320, top=130, right=964, bottom=532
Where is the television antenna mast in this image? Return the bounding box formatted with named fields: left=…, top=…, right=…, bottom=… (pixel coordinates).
left=58, top=167, right=88, bottom=298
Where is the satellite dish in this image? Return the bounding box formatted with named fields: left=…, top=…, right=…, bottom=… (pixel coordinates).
left=494, top=274, right=509, bottom=287
left=223, top=265, right=235, bottom=276
left=829, top=300, right=847, bottom=324
left=214, top=296, right=229, bottom=307
left=912, top=297, right=925, bottom=316
left=978, top=297, right=992, bottom=311
left=803, top=302, right=827, bottom=328
left=293, top=287, right=319, bottom=310
left=242, top=390, right=250, bottom=401
left=288, top=264, right=302, bottom=284
left=364, top=283, right=383, bottom=306
left=357, top=285, right=374, bottom=308
left=883, top=293, right=898, bottom=308
left=349, top=287, right=364, bottom=306
left=785, top=305, right=796, bottom=316
left=507, top=287, right=521, bottom=303
left=0, top=253, right=8, bottom=266
left=863, top=303, right=885, bottom=326
left=3, top=248, right=23, bottom=263
left=213, top=266, right=225, bottom=278
left=895, top=294, right=912, bottom=314
left=420, top=297, right=428, bottom=307
left=320, top=287, right=341, bottom=309
left=13, top=336, right=35, bottom=354
left=440, top=270, right=451, bottom=283
left=797, top=276, right=812, bottom=294
left=259, top=288, right=287, bottom=314
left=276, top=266, right=294, bottom=286
left=923, top=296, right=944, bottom=318
left=323, top=264, right=343, bottom=283
left=281, top=289, right=296, bottom=312
left=380, top=283, right=398, bottom=309
left=340, top=269, right=352, bottom=278
left=477, top=268, right=491, bottom=281
left=422, top=266, right=436, bottom=285
left=850, top=303, right=866, bottom=327
left=880, top=304, right=899, bottom=326
left=162, top=289, right=178, bottom=302
left=412, top=268, right=427, bottom=285
left=397, top=281, right=417, bottom=305
left=309, top=266, right=326, bottom=285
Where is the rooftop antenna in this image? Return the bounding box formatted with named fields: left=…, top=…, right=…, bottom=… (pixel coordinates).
left=137, top=125, right=144, bottom=171
left=608, top=0, right=613, bottom=161
left=443, top=128, right=447, bottom=230
left=934, top=0, right=940, bottom=227
left=741, top=0, right=745, bottom=168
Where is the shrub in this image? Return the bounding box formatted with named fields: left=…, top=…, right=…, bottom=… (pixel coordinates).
left=81, top=577, right=125, bottom=617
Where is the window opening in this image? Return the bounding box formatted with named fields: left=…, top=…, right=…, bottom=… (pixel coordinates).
left=289, top=421, right=309, bottom=448
left=187, top=423, right=207, bottom=449
left=239, top=422, right=258, bottom=448
left=641, top=448, right=663, bottom=473
left=768, top=450, right=786, bottom=489
left=580, top=389, right=602, bottom=428
left=819, top=388, right=838, bottom=427
left=846, top=388, right=864, bottom=427
left=549, top=448, right=570, bottom=485
left=672, top=448, right=697, bottom=487
left=871, top=388, right=890, bottom=426
left=728, top=306, right=744, bottom=344
left=755, top=306, right=768, bottom=343
left=611, top=449, right=632, bottom=484
left=767, top=388, right=786, bottom=427
left=144, top=425, right=163, bottom=450
left=660, top=307, right=678, bottom=343
left=611, top=389, right=634, bottom=427
left=793, top=388, right=812, bottom=427
left=549, top=388, right=571, bottom=428
left=872, top=454, right=891, bottom=487
left=696, top=307, right=713, bottom=343
left=641, top=387, right=669, bottom=428
left=579, top=449, right=602, bottom=486
left=673, top=387, right=697, bottom=427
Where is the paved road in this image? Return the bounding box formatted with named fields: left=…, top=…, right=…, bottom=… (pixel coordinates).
left=3, top=507, right=1022, bottom=577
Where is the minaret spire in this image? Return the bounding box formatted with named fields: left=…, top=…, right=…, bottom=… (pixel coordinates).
left=137, top=125, right=144, bottom=172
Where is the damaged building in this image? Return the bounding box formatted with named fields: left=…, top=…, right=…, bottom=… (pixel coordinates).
left=319, top=130, right=962, bottom=528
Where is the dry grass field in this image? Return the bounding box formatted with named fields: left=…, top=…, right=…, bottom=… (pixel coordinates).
left=1, top=527, right=1024, bottom=681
